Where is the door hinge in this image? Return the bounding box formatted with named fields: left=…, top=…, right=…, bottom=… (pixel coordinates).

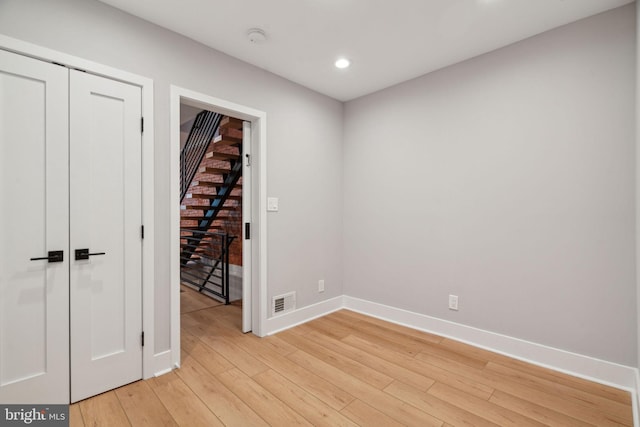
left=141, top=117, right=144, bottom=133
left=245, top=222, right=250, bottom=240
left=141, top=225, right=144, bottom=239
left=141, top=331, right=145, bottom=347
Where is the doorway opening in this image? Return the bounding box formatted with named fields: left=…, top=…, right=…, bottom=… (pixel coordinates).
left=170, top=86, right=267, bottom=369
left=178, top=108, right=244, bottom=307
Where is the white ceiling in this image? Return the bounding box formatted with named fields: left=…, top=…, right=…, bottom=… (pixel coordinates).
left=98, top=0, right=633, bottom=102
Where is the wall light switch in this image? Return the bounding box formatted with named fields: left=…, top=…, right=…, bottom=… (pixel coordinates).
left=449, top=294, right=459, bottom=311
left=267, top=197, right=279, bottom=212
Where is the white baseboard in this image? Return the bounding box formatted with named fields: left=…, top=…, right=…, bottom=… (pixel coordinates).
left=265, top=295, right=344, bottom=335
left=343, top=296, right=637, bottom=394
left=153, top=350, right=173, bottom=377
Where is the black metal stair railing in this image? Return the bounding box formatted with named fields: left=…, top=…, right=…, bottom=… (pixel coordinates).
left=180, top=110, right=223, bottom=201
left=180, top=229, right=235, bottom=304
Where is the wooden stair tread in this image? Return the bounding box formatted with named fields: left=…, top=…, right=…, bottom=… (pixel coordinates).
left=213, top=135, right=241, bottom=146
left=198, top=166, right=231, bottom=175
left=191, top=180, right=241, bottom=188
left=183, top=216, right=239, bottom=221
left=219, top=126, right=242, bottom=140
left=185, top=193, right=242, bottom=201
left=205, top=151, right=240, bottom=161
left=181, top=205, right=239, bottom=211
left=220, top=116, right=243, bottom=129
left=190, top=180, right=222, bottom=188
left=180, top=225, right=224, bottom=230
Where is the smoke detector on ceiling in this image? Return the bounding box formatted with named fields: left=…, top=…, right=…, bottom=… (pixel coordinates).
left=247, top=28, right=267, bottom=44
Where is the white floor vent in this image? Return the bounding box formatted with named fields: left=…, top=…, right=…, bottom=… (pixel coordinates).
left=272, top=292, right=296, bottom=316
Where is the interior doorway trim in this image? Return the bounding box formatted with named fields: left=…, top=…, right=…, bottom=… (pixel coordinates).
left=0, top=34, right=156, bottom=380
left=170, top=85, right=267, bottom=368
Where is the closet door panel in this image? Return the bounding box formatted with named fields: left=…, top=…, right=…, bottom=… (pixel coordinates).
left=69, top=70, right=142, bottom=403
left=0, top=50, right=69, bottom=404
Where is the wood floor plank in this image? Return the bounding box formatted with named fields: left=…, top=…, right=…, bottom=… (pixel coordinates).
left=302, top=328, right=436, bottom=392
left=481, top=363, right=633, bottom=426
left=333, top=310, right=443, bottom=345
left=485, top=361, right=632, bottom=423
left=191, top=305, right=243, bottom=331
left=185, top=338, right=235, bottom=376
left=437, top=338, right=496, bottom=364
left=415, top=344, right=488, bottom=373
left=73, top=294, right=632, bottom=427
left=199, top=335, right=269, bottom=377
left=229, top=332, right=355, bottom=410
left=180, top=313, right=211, bottom=338
left=114, top=380, right=178, bottom=427
left=427, top=382, right=546, bottom=426
left=486, top=355, right=633, bottom=406
left=416, top=343, right=488, bottom=370
left=69, top=403, right=85, bottom=427
left=342, top=334, right=495, bottom=400
left=287, top=349, right=444, bottom=426
left=253, top=333, right=298, bottom=356
left=183, top=310, right=237, bottom=339
left=174, top=356, right=269, bottom=427
left=180, top=330, right=200, bottom=355
left=180, top=285, right=222, bottom=314
left=294, top=315, right=354, bottom=340
left=279, top=330, right=395, bottom=389
left=217, top=368, right=313, bottom=426
left=79, top=391, right=131, bottom=427
left=340, top=399, right=405, bottom=427
left=343, top=320, right=429, bottom=356
left=148, top=372, right=224, bottom=427
left=384, top=380, right=500, bottom=427
left=253, top=369, right=359, bottom=427
left=489, top=390, right=592, bottom=427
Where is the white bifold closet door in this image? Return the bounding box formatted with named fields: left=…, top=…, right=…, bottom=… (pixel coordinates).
left=0, top=50, right=143, bottom=404
left=69, top=70, right=142, bottom=403
left=0, top=49, right=70, bottom=404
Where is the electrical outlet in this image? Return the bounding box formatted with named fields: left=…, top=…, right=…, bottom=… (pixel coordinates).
left=318, top=279, right=325, bottom=293
left=449, top=294, right=459, bottom=311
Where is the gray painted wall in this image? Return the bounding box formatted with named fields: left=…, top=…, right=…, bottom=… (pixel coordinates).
left=0, top=0, right=344, bottom=353
left=1, top=0, right=636, bottom=367
left=343, top=5, right=636, bottom=365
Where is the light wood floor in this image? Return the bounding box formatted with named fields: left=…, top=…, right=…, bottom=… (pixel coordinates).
left=70, top=289, right=633, bottom=426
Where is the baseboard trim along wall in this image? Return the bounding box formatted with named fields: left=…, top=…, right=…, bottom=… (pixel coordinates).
left=153, top=350, right=173, bottom=377
left=257, top=294, right=638, bottom=400
left=265, top=295, right=344, bottom=336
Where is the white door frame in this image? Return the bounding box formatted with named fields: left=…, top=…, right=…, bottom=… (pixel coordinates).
left=170, top=86, right=267, bottom=368
left=0, top=34, right=156, bottom=380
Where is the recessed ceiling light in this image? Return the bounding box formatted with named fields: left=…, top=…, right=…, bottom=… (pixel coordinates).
left=335, top=58, right=351, bottom=69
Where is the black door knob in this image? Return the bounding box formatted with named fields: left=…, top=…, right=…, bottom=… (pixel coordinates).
left=75, top=249, right=106, bottom=260
left=30, top=250, right=64, bottom=263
